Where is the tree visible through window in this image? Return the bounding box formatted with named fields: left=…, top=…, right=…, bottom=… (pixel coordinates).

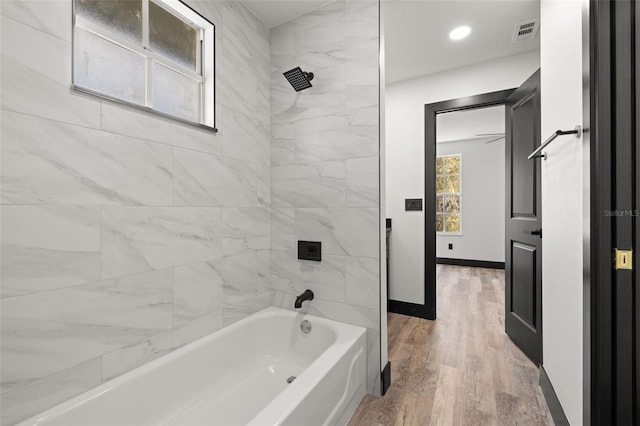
left=436, top=154, right=462, bottom=233
left=73, top=0, right=215, bottom=129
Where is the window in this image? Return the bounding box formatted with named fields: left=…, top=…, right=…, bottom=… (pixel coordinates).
left=72, top=0, right=215, bottom=129
left=436, top=154, right=462, bottom=234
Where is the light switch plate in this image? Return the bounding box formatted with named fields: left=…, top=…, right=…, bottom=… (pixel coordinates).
left=405, top=198, right=423, bottom=211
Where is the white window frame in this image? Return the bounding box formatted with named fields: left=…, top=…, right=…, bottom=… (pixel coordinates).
left=436, top=154, right=463, bottom=235
left=72, top=0, right=216, bottom=131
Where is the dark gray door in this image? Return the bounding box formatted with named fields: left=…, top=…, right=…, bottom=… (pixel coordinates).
left=505, top=70, right=542, bottom=365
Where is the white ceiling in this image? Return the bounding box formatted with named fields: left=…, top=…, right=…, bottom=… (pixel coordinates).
left=384, top=0, right=540, bottom=83
left=241, top=0, right=540, bottom=83
left=436, top=105, right=504, bottom=143
left=240, top=0, right=333, bottom=28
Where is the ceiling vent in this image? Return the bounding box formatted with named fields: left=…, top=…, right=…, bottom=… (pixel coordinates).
left=512, top=19, right=539, bottom=42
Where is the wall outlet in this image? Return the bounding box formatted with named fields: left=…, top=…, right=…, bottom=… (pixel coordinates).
left=448, top=243, right=453, bottom=250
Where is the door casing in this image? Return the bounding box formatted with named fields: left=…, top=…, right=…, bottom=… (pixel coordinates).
left=586, top=0, right=639, bottom=423
left=412, top=89, right=515, bottom=320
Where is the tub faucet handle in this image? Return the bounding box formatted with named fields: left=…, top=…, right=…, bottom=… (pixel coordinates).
left=295, top=289, right=314, bottom=308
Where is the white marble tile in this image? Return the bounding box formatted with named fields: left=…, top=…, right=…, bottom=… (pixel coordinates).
left=271, top=208, right=295, bottom=251
left=346, top=256, right=379, bottom=309
left=270, top=32, right=295, bottom=75
left=293, top=11, right=375, bottom=72
left=346, top=0, right=378, bottom=13
left=102, top=310, right=223, bottom=381
left=366, top=330, right=381, bottom=395
left=270, top=0, right=346, bottom=42
left=1, top=205, right=100, bottom=298
left=101, top=207, right=223, bottom=279
left=272, top=161, right=346, bottom=207
left=1, top=52, right=101, bottom=129
left=271, top=249, right=346, bottom=303
left=294, top=106, right=378, bottom=163
left=222, top=290, right=270, bottom=327
left=172, top=148, right=261, bottom=207
left=0, top=358, right=101, bottom=426
left=271, top=122, right=295, bottom=166
left=1, top=269, right=173, bottom=330
left=172, top=148, right=224, bottom=207
left=271, top=64, right=346, bottom=124
left=346, top=156, right=379, bottom=207
left=0, top=0, right=72, bottom=41
left=1, top=17, right=102, bottom=128
left=217, top=52, right=258, bottom=117
left=213, top=250, right=270, bottom=302
left=336, top=2, right=380, bottom=67
left=296, top=208, right=379, bottom=257
left=1, top=110, right=173, bottom=205
left=210, top=249, right=270, bottom=326
left=1, top=15, right=69, bottom=85
left=255, top=162, right=271, bottom=207
left=174, top=262, right=225, bottom=325
left=222, top=0, right=269, bottom=78
left=222, top=107, right=270, bottom=165
left=223, top=207, right=270, bottom=256
left=0, top=318, right=152, bottom=393
left=100, top=103, right=222, bottom=156
left=257, top=88, right=270, bottom=128
left=346, top=61, right=379, bottom=110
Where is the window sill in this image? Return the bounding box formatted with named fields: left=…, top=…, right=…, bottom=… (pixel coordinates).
left=71, top=84, right=218, bottom=134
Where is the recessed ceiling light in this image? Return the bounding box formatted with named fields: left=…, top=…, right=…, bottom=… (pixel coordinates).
left=449, top=26, right=472, bottom=40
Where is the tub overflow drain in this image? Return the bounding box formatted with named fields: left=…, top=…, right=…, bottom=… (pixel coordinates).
left=300, top=320, right=312, bottom=334
left=287, top=376, right=296, bottom=384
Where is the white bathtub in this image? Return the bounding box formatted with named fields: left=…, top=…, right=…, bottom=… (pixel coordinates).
left=17, top=307, right=367, bottom=426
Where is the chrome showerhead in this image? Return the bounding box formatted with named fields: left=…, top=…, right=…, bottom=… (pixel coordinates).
left=283, top=67, right=314, bottom=91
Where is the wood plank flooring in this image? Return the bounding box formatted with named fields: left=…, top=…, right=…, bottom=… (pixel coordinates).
left=348, top=265, right=553, bottom=426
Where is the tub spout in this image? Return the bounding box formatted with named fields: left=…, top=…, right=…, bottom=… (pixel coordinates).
left=295, top=289, right=314, bottom=308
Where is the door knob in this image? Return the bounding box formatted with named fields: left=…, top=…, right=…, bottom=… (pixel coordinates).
left=530, top=229, right=542, bottom=237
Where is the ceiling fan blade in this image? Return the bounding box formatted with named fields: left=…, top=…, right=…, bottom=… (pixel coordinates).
left=484, top=136, right=505, bottom=144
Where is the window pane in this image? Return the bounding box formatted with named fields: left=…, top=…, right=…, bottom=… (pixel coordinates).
left=444, top=176, right=460, bottom=193
left=443, top=195, right=460, bottom=213
left=436, top=195, right=444, bottom=212
left=151, top=62, right=200, bottom=122
left=74, top=28, right=145, bottom=104
left=436, top=214, right=444, bottom=232
left=75, top=0, right=142, bottom=44
left=149, top=1, right=198, bottom=72
left=444, top=214, right=461, bottom=233
left=444, top=155, right=461, bottom=174
left=436, top=157, right=444, bottom=175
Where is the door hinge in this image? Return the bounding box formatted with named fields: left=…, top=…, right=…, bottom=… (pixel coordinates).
left=614, top=249, right=633, bottom=270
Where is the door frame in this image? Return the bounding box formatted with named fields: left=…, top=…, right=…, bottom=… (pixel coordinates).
left=585, top=0, right=639, bottom=423
left=388, top=89, right=514, bottom=320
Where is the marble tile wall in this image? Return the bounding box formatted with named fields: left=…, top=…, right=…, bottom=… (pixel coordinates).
left=269, top=0, right=381, bottom=395
left=0, top=0, right=271, bottom=423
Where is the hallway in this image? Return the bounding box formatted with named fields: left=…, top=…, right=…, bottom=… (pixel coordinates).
left=349, top=265, right=553, bottom=425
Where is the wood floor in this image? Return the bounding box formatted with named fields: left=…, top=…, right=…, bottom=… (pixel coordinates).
left=348, top=265, right=553, bottom=426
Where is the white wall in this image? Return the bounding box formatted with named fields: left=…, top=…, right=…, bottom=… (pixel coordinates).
left=436, top=137, right=505, bottom=262
left=386, top=51, right=539, bottom=304
left=540, top=0, right=584, bottom=424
